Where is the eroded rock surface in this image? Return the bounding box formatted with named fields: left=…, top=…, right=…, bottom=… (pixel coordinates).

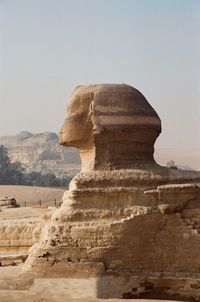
left=0, top=207, right=49, bottom=254
left=2, top=84, right=200, bottom=301
left=0, top=132, right=80, bottom=177
left=59, top=84, right=161, bottom=171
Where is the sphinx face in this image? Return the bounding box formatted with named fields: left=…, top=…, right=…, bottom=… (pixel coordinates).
left=59, top=88, right=94, bottom=148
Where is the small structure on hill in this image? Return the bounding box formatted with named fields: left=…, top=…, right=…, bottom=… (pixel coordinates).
left=0, top=197, right=19, bottom=209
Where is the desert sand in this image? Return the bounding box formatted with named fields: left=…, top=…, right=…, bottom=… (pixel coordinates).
left=0, top=185, right=65, bottom=207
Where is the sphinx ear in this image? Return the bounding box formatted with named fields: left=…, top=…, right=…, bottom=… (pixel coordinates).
left=93, top=124, right=104, bottom=135
left=88, top=98, right=94, bottom=117
left=87, top=94, right=104, bottom=136
left=87, top=93, right=94, bottom=123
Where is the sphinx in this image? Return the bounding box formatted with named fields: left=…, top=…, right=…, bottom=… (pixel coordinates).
left=21, top=84, right=200, bottom=300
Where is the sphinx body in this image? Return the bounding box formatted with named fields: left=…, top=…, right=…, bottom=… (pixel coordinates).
left=21, top=84, right=200, bottom=300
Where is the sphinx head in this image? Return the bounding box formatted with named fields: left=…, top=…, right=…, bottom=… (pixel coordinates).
left=59, top=84, right=161, bottom=171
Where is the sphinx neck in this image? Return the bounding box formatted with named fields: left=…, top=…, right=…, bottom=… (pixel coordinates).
left=79, top=146, right=157, bottom=172
left=79, top=129, right=159, bottom=171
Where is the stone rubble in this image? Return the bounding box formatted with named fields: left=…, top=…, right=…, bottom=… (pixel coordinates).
left=0, top=197, right=19, bottom=209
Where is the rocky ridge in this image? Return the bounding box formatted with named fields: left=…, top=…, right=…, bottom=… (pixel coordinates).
left=0, top=131, right=81, bottom=178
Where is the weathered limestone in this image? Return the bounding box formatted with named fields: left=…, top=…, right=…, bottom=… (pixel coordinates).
left=0, top=131, right=80, bottom=178
left=0, top=254, right=27, bottom=266
left=7, top=84, right=200, bottom=300
left=0, top=221, right=42, bottom=254
left=59, top=84, right=161, bottom=171
left=0, top=208, right=48, bottom=254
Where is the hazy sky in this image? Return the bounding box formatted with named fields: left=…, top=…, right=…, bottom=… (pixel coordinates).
left=0, top=0, right=200, bottom=148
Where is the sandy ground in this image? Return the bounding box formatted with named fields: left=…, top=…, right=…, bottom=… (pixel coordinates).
left=0, top=185, right=66, bottom=207
left=0, top=206, right=49, bottom=223
left=0, top=295, right=184, bottom=302
left=0, top=266, right=184, bottom=301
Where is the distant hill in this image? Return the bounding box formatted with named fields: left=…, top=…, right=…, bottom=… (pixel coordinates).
left=0, top=132, right=199, bottom=176
left=0, top=131, right=81, bottom=177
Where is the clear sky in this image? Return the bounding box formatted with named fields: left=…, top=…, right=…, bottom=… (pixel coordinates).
left=0, top=0, right=200, bottom=148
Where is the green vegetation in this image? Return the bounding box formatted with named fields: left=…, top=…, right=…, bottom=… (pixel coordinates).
left=0, top=145, right=71, bottom=187
left=0, top=145, right=24, bottom=185
left=24, top=171, right=71, bottom=187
